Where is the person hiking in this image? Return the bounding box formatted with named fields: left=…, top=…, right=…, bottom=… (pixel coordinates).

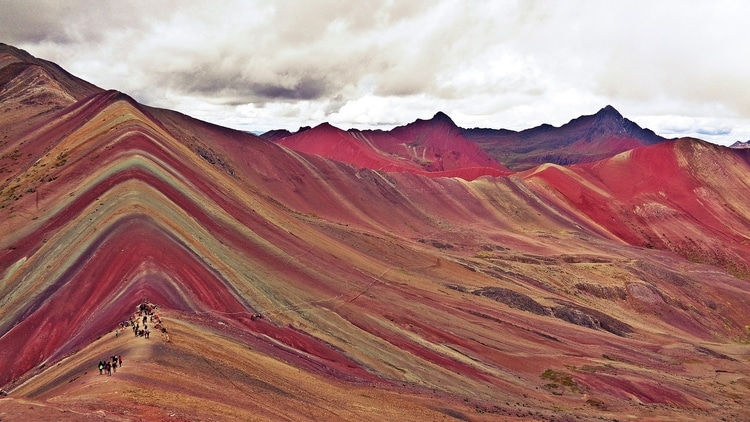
left=118, top=355, right=122, bottom=367
left=98, top=361, right=104, bottom=375
left=105, top=362, right=111, bottom=376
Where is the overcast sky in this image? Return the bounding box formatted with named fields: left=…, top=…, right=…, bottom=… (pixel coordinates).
left=2, top=0, right=749, bottom=145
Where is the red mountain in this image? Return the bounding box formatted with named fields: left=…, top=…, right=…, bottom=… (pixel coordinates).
left=269, top=112, right=510, bottom=180
left=368, top=111, right=506, bottom=172
left=269, top=106, right=666, bottom=178
left=276, top=122, right=428, bottom=172
left=521, top=139, right=750, bottom=280
left=2, top=43, right=750, bottom=421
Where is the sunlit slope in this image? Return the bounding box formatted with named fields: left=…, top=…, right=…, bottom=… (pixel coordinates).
left=522, top=140, right=750, bottom=275
left=8, top=309, right=474, bottom=422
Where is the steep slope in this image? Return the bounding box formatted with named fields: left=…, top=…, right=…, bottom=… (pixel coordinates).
left=0, top=43, right=101, bottom=143
left=0, top=43, right=100, bottom=102
left=362, top=111, right=507, bottom=172
left=463, top=105, right=668, bottom=170
left=2, top=45, right=750, bottom=421
left=521, top=139, right=750, bottom=276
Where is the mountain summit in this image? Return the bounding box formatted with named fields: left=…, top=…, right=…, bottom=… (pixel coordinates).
left=584, top=105, right=663, bottom=143
left=429, top=110, right=456, bottom=124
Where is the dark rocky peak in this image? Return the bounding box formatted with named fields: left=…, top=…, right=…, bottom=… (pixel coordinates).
left=596, top=105, right=624, bottom=120
left=589, top=105, right=630, bottom=132
left=729, top=140, right=750, bottom=149
left=404, top=111, right=459, bottom=129
left=431, top=111, right=456, bottom=125
left=590, top=105, right=628, bottom=133
left=572, top=105, right=625, bottom=129
left=564, top=105, right=664, bottom=144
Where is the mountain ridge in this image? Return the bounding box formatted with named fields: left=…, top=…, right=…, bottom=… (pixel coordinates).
left=264, top=104, right=668, bottom=175
left=461, top=104, right=668, bottom=170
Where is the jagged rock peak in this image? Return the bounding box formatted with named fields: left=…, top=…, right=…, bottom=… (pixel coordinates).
left=431, top=111, right=455, bottom=124
left=729, top=140, right=750, bottom=149
left=597, top=105, right=623, bottom=119
left=589, top=106, right=629, bottom=129
left=586, top=105, right=632, bottom=132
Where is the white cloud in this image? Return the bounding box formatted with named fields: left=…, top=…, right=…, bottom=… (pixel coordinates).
left=1, top=0, right=749, bottom=144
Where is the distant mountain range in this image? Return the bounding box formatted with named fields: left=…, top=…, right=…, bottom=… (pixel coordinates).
left=263, top=105, right=669, bottom=175
left=3, top=42, right=750, bottom=421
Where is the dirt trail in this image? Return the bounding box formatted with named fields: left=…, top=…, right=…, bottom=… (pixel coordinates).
left=0, top=304, right=169, bottom=420
left=6, top=303, right=164, bottom=396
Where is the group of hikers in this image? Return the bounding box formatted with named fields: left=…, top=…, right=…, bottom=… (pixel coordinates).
left=114, top=301, right=164, bottom=339
left=97, top=355, right=122, bottom=376
left=97, top=300, right=167, bottom=376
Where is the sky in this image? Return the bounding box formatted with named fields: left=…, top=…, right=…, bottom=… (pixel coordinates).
left=1, top=0, right=749, bottom=145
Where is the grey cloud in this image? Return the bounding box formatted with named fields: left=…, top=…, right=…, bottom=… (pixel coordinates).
left=154, top=60, right=339, bottom=104
left=0, top=1, right=79, bottom=44
left=0, top=0, right=170, bottom=44
left=119, top=1, right=454, bottom=106
left=3, top=0, right=749, bottom=144
left=251, top=76, right=328, bottom=101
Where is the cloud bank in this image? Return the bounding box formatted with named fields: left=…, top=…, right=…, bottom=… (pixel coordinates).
left=2, top=0, right=748, bottom=144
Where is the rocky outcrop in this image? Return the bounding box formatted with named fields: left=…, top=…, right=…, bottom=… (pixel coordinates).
left=552, top=302, right=633, bottom=337
left=472, top=286, right=549, bottom=316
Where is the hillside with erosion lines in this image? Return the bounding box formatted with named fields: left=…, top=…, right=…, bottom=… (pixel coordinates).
left=2, top=43, right=750, bottom=421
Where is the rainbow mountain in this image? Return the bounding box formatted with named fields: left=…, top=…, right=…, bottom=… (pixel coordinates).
left=2, top=43, right=750, bottom=421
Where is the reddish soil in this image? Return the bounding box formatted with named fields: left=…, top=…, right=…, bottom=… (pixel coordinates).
left=274, top=115, right=510, bottom=180
left=3, top=43, right=750, bottom=421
